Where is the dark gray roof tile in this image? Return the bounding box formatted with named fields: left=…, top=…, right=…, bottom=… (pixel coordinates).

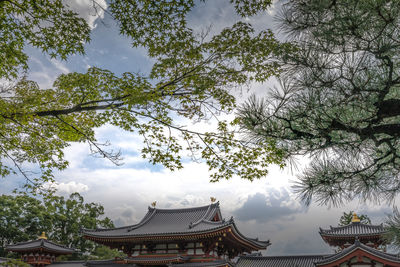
left=83, top=203, right=269, bottom=248
left=86, top=259, right=137, bottom=267
left=84, top=203, right=221, bottom=237
left=47, top=261, right=86, bottom=267
left=236, top=254, right=328, bottom=267
left=126, top=255, right=185, bottom=265
left=172, top=259, right=235, bottom=267
left=6, top=239, right=75, bottom=254
left=315, top=240, right=400, bottom=265
left=237, top=242, right=400, bottom=267
left=319, top=222, right=385, bottom=237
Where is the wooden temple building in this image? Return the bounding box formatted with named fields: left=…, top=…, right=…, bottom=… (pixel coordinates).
left=82, top=201, right=270, bottom=266
left=319, top=213, right=387, bottom=250
left=5, top=232, right=75, bottom=266
left=237, top=213, right=400, bottom=267
left=5, top=207, right=400, bottom=267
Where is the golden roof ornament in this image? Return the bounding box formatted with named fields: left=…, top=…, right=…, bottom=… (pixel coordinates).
left=352, top=213, right=361, bottom=223
left=210, top=197, right=216, bottom=203
left=38, top=232, right=47, bottom=240
left=151, top=201, right=157, bottom=208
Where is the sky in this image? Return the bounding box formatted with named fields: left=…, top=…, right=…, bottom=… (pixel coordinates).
left=0, top=0, right=397, bottom=256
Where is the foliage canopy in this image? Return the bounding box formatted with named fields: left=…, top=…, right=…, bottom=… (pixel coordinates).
left=239, top=0, right=400, bottom=205
left=0, top=0, right=291, bottom=191
left=0, top=193, right=113, bottom=257
left=384, top=207, right=400, bottom=249
left=0, top=259, right=29, bottom=267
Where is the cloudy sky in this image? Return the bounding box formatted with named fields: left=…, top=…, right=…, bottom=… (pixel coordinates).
left=1, top=0, right=396, bottom=256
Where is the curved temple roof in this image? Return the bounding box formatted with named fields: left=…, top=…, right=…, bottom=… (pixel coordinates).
left=237, top=241, right=400, bottom=267
left=6, top=238, right=75, bottom=255
left=173, top=259, right=234, bottom=267
left=315, top=240, right=400, bottom=266
left=83, top=202, right=269, bottom=249
left=236, top=254, right=328, bottom=267
left=126, top=255, right=184, bottom=265
left=319, top=222, right=386, bottom=237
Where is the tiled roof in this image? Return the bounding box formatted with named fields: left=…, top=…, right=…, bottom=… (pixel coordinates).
left=172, top=259, right=235, bottom=266
left=47, top=260, right=138, bottom=267
left=48, top=261, right=86, bottom=267
left=236, top=254, right=328, bottom=267
left=237, top=243, right=400, bottom=267
left=85, top=263, right=137, bottom=267
left=6, top=239, right=75, bottom=254
left=48, top=259, right=232, bottom=267
left=319, top=222, right=386, bottom=237
left=315, top=240, right=400, bottom=266
left=126, top=255, right=186, bottom=265
left=86, top=259, right=137, bottom=267
left=83, top=202, right=269, bottom=248
left=83, top=203, right=221, bottom=236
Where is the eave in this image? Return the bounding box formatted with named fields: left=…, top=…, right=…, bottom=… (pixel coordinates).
left=6, top=239, right=74, bottom=255
left=316, top=241, right=400, bottom=267
left=84, top=225, right=268, bottom=253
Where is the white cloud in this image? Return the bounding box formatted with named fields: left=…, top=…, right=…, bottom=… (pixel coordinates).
left=50, top=59, right=70, bottom=74
left=233, top=188, right=306, bottom=223
left=48, top=134, right=396, bottom=255
left=65, top=0, right=107, bottom=30
left=44, top=181, right=89, bottom=195
left=267, top=0, right=279, bottom=16
left=28, top=56, right=70, bottom=88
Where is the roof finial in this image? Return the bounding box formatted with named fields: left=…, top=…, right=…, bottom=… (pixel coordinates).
left=151, top=201, right=157, bottom=208
left=38, top=232, right=47, bottom=240
left=352, top=213, right=360, bottom=223
left=210, top=197, right=216, bottom=203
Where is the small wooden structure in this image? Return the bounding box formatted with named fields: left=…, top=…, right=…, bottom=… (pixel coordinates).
left=6, top=232, right=74, bottom=266
left=237, top=213, right=400, bottom=267
left=319, top=213, right=387, bottom=249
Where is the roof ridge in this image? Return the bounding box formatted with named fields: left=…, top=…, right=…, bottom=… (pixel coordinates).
left=335, top=222, right=382, bottom=229
left=128, top=208, right=157, bottom=232
left=6, top=238, right=74, bottom=253
left=52, top=260, right=86, bottom=264
left=81, top=221, right=239, bottom=239
left=6, top=239, right=40, bottom=247
left=321, top=222, right=384, bottom=232
left=189, top=203, right=216, bottom=228
left=241, top=254, right=330, bottom=259
left=189, top=219, right=229, bottom=229
left=83, top=224, right=132, bottom=232
left=42, top=239, right=75, bottom=250
left=198, top=219, right=227, bottom=225
left=148, top=202, right=219, bottom=213
left=7, top=238, right=72, bottom=250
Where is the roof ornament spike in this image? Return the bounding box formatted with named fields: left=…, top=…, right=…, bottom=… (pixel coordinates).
left=352, top=213, right=361, bottom=223
left=38, top=232, right=47, bottom=240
